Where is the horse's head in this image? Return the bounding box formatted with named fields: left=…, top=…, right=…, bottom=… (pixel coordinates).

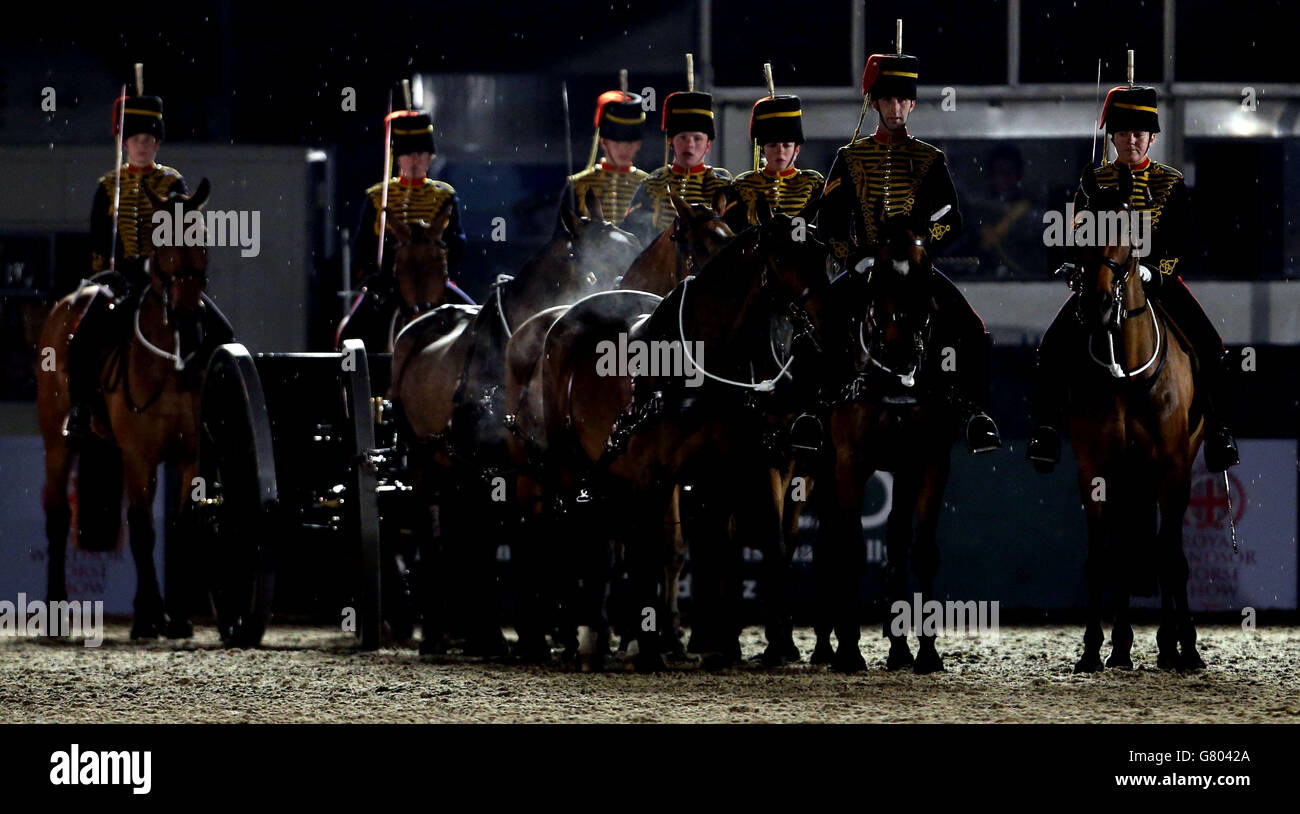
left=873, top=201, right=931, bottom=277
left=669, top=189, right=734, bottom=275
left=559, top=187, right=643, bottom=289
left=1074, top=164, right=1136, bottom=332
left=386, top=202, right=451, bottom=315
left=141, top=178, right=210, bottom=318
left=751, top=196, right=832, bottom=354
left=861, top=251, right=936, bottom=383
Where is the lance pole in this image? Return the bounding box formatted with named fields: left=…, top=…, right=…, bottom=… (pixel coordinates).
left=377, top=90, right=394, bottom=273
left=109, top=83, right=127, bottom=275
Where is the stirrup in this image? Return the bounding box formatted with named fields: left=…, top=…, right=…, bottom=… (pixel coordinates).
left=965, top=412, right=1002, bottom=454
left=1026, top=425, right=1061, bottom=473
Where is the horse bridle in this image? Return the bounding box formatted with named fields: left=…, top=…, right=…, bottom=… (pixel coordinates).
left=1076, top=245, right=1164, bottom=380
left=671, top=212, right=728, bottom=277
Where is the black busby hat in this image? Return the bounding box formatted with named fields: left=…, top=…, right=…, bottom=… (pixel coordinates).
left=1100, top=86, right=1160, bottom=134
left=662, top=91, right=715, bottom=139
left=114, top=95, right=164, bottom=141
left=750, top=95, right=804, bottom=145
left=595, top=90, right=646, bottom=141
left=861, top=53, right=919, bottom=100
left=391, top=111, right=436, bottom=156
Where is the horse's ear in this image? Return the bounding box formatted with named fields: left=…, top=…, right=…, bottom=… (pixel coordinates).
left=584, top=187, right=605, bottom=223
left=431, top=200, right=453, bottom=236
left=669, top=190, right=692, bottom=221
left=560, top=198, right=582, bottom=241
left=1081, top=166, right=1100, bottom=201
left=141, top=183, right=167, bottom=212
left=1116, top=163, right=1133, bottom=201
left=712, top=189, right=729, bottom=219
left=754, top=194, right=773, bottom=227
left=184, top=178, right=211, bottom=212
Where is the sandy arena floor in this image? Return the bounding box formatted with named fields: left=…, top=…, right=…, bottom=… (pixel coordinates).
left=2, top=624, right=1298, bottom=723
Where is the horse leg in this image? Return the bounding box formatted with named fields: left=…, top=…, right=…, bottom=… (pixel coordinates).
left=1106, top=488, right=1140, bottom=669
left=122, top=450, right=165, bottom=639
left=162, top=457, right=199, bottom=639
left=660, top=486, right=688, bottom=658
left=751, top=465, right=797, bottom=666
left=884, top=471, right=920, bottom=672
left=825, top=447, right=869, bottom=674
left=1157, top=469, right=1202, bottom=670
left=626, top=483, right=675, bottom=673
left=43, top=444, right=72, bottom=604
left=1074, top=499, right=1107, bottom=674
left=912, top=456, right=950, bottom=674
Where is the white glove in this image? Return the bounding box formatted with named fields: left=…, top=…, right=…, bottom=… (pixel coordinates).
left=854, top=256, right=875, bottom=274
left=1138, top=264, right=1153, bottom=282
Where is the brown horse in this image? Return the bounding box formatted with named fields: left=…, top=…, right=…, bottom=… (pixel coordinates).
left=1067, top=164, right=1204, bottom=672
left=39, top=179, right=222, bottom=638
left=527, top=200, right=831, bottom=671
left=812, top=216, right=958, bottom=674
left=618, top=190, right=734, bottom=296
left=390, top=187, right=641, bottom=657
left=336, top=203, right=459, bottom=351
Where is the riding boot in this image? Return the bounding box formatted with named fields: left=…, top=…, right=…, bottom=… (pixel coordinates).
left=65, top=295, right=114, bottom=442
left=1027, top=297, right=1076, bottom=472
left=1155, top=278, right=1239, bottom=471
left=929, top=268, right=1000, bottom=453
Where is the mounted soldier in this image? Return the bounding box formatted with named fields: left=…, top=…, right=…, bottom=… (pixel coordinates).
left=67, top=74, right=232, bottom=440
left=817, top=40, right=1002, bottom=453
left=351, top=93, right=472, bottom=302
left=1026, top=82, right=1239, bottom=473
left=724, top=65, right=823, bottom=233
left=622, top=54, right=734, bottom=247
left=559, top=74, right=649, bottom=227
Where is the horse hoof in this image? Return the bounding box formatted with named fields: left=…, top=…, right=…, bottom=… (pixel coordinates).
left=831, top=649, right=866, bottom=674
left=164, top=618, right=194, bottom=639
left=1105, top=651, right=1133, bottom=669
left=1073, top=653, right=1104, bottom=674
left=418, top=637, right=449, bottom=657
left=463, top=631, right=509, bottom=659
left=1179, top=648, right=1206, bottom=671
left=886, top=642, right=915, bottom=672
left=809, top=641, right=835, bottom=665
left=752, top=647, right=789, bottom=668
left=914, top=648, right=945, bottom=675
left=1156, top=651, right=1181, bottom=671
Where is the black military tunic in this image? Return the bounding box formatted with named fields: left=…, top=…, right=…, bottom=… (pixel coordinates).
left=623, top=163, right=733, bottom=247
left=818, top=127, right=963, bottom=263
left=353, top=176, right=466, bottom=280
left=726, top=166, right=823, bottom=232
left=89, top=163, right=187, bottom=278
left=1075, top=157, right=1194, bottom=278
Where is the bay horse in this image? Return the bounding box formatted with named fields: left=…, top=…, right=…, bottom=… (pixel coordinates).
left=336, top=202, right=465, bottom=352
left=528, top=199, right=830, bottom=671
left=618, top=190, right=734, bottom=296
left=390, top=187, right=641, bottom=657
left=39, top=179, right=227, bottom=638
left=812, top=213, right=959, bottom=674
left=1067, top=164, right=1205, bottom=672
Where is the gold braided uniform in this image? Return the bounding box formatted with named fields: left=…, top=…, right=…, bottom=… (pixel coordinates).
left=90, top=164, right=187, bottom=272
left=623, top=164, right=733, bottom=246
left=354, top=176, right=466, bottom=278
left=727, top=167, right=823, bottom=230
left=566, top=160, right=649, bottom=220
left=1076, top=159, right=1191, bottom=277
left=819, top=129, right=962, bottom=262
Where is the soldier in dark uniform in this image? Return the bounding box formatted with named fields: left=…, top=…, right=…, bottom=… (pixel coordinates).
left=351, top=109, right=472, bottom=303
left=1027, top=85, right=1239, bottom=472
left=725, top=93, right=823, bottom=233
left=68, top=94, right=232, bottom=438
left=818, top=51, right=1002, bottom=453
left=560, top=89, right=649, bottom=224
left=622, top=90, right=733, bottom=247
